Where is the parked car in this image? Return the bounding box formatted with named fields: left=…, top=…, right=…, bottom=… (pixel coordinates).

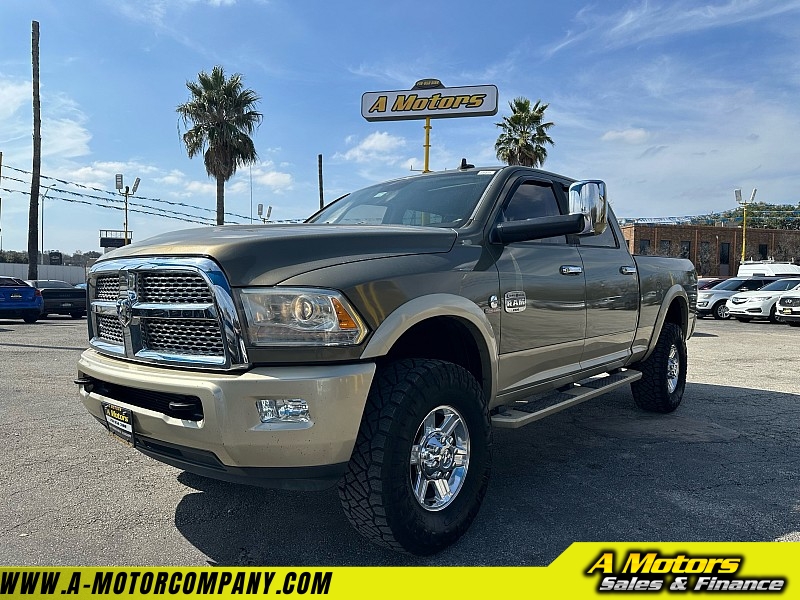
left=698, top=277, right=727, bottom=290
left=696, top=276, right=785, bottom=320
left=0, top=276, right=43, bottom=323
left=26, top=279, right=87, bottom=318
left=776, top=293, right=800, bottom=327
left=726, top=278, right=800, bottom=323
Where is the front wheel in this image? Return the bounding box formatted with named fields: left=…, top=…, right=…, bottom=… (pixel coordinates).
left=630, top=322, right=687, bottom=413
left=712, top=302, right=730, bottom=320
left=339, top=358, right=491, bottom=555
left=768, top=305, right=779, bottom=324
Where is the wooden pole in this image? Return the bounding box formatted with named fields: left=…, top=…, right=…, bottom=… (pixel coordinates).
left=318, top=154, right=324, bottom=210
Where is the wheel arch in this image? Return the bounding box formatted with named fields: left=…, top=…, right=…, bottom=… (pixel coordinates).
left=639, top=285, right=691, bottom=363
left=360, top=294, right=498, bottom=405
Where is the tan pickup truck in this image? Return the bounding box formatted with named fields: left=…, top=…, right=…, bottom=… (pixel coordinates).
left=77, top=165, right=696, bottom=554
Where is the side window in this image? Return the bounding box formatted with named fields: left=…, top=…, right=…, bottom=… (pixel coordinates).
left=580, top=217, right=619, bottom=248
left=502, top=181, right=565, bottom=244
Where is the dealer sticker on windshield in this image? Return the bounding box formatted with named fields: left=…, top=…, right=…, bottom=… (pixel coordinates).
left=102, top=403, right=134, bottom=447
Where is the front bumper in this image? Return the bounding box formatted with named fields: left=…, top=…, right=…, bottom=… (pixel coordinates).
left=777, top=306, right=800, bottom=323
left=77, top=349, right=376, bottom=490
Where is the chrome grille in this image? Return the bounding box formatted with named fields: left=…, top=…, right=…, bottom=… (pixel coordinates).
left=98, top=315, right=123, bottom=344
left=137, top=274, right=213, bottom=304
left=88, top=257, right=247, bottom=369
left=96, top=276, right=120, bottom=301
left=142, top=319, right=224, bottom=356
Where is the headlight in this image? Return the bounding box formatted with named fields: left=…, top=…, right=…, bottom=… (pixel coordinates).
left=238, top=287, right=368, bottom=346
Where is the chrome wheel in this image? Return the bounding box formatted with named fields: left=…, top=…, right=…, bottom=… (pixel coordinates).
left=409, top=405, right=470, bottom=511
left=666, top=344, right=680, bottom=394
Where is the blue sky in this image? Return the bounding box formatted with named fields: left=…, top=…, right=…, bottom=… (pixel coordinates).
left=1, top=0, right=799, bottom=253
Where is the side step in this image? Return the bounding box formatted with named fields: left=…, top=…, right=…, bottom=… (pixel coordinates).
left=491, top=369, right=642, bottom=429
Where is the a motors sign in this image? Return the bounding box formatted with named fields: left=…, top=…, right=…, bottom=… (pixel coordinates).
left=361, top=84, right=498, bottom=122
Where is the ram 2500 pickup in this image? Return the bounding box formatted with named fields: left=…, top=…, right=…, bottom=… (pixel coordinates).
left=76, top=165, right=696, bottom=555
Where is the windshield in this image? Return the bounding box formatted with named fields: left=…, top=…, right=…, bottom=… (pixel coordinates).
left=710, top=279, right=749, bottom=291
left=760, top=279, right=800, bottom=291
left=307, top=170, right=498, bottom=227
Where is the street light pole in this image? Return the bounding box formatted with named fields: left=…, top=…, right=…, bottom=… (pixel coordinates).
left=40, top=184, right=54, bottom=264
left=116, top=174, right=140, bottom=245
left=736, top=188, right=757, bottom=263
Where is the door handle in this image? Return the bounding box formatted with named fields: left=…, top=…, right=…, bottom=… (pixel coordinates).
left=560, top=265, right=583, bottom=275
left=620, top=266, right=638, bottom=275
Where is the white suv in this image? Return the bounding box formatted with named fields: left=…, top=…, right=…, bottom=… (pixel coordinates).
left=725, top=278, right=800, bottom=323
left=696, top=277, right=781, bottom=320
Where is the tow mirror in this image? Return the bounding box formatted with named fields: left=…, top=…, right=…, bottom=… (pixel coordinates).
left=569, top=180, right=608, bottom=236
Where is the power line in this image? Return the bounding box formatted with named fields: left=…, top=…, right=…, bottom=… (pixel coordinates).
left=2, top=164, right=252, bottom=221
left=0, top=186, right=217, bottom=226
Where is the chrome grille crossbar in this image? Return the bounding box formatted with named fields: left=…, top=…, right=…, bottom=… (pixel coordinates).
left=87, top=257, right=248, bottom=370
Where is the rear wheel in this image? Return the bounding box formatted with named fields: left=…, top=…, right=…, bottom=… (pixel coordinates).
left=339, top=358, right=491, bottom=555
left=70, top=311, right=83, bottom=319
left=712, top=302, right=730, bottom=320
left=23, top=314, right=38, bottom=324
left=631, top=322, right=687, bottom=413
left=789, top=322, right=800, bottom=327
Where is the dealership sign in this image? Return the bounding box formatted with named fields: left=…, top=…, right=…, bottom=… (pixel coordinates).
left=361, top=80, right=498, bottom=122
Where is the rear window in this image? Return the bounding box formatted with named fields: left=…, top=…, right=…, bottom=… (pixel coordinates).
left=34, top=280, right=73, bottom=288
left=0, top=277, right=26, bottom=287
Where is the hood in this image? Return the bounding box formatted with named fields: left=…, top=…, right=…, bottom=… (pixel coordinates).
left=98, top=223, right=458, bottom=286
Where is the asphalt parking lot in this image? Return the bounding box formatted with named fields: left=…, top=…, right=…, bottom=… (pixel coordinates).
left=1, top=316, right=798, bottom=566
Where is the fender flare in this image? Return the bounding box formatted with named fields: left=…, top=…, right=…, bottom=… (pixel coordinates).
left=360, top=293, right=499, bottom=403
left=639, top=284, right=690, bottom=363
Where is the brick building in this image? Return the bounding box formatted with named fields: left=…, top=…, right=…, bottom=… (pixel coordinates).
left=618, top=223, right=800, bottom=277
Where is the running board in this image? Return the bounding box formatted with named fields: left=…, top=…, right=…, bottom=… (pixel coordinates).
left=491, top=370, right=642, bottom=429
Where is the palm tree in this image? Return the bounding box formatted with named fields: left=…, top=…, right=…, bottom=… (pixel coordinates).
left=177, top=66, right=262, bottom=225
left=494, top=97, right=554, bottom=168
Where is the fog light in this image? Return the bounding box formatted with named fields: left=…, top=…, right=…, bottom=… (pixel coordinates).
left=256, top=399, right=310, bottom=423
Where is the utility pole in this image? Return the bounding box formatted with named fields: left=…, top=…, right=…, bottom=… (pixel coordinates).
left=318, top=154, right=324, bottom=210
left=28, top=20, right=41, bottom=280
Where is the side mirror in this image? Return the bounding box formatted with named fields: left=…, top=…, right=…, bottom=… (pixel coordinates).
left=569, top=180, right=608, bottom=236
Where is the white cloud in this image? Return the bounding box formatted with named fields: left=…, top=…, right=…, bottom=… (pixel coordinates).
left=0, top=78, right=28, bottom=120
left=335, top=131, right=407, bottom=164
left=601, top=128, right=650, bottom=144
left=545, top=0, right=800, bottom=56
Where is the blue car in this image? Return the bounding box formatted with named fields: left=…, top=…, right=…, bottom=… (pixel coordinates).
left=0, top=276, right=43, bottom=323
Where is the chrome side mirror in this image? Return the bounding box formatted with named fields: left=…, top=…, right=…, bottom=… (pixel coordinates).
left=569, top=180, right=608, bottom=236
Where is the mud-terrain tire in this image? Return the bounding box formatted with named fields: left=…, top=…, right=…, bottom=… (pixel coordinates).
left=338, top=358, right=491, bottom=555
left=630, top=322, right=686, bottom=413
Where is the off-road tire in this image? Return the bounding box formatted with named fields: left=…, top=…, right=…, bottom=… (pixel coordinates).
left=712, top=302, right=730, bottom=320
left=630, top=322, right=686, bottom=413
left=338, top=358, right=491, bottom=555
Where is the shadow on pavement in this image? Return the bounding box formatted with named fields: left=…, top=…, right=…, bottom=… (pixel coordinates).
left=173, top=382, right=800, bottom=566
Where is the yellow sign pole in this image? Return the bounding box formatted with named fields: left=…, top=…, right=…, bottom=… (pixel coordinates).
left=423, top=117, right=432, bottom=173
